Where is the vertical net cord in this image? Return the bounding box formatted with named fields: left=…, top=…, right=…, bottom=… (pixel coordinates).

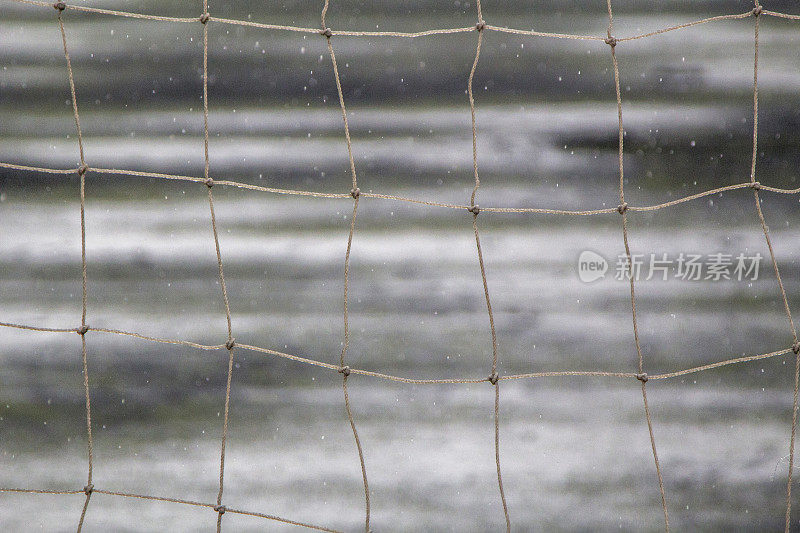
left=200, top=4, right=237, bottom=530
left=468, top=6, right=510, bottom=531
left=321, top=2, right=371, bottom=531
left=605, top=2, right=669, bottom=530
left=57, top=8, right=95, bottom=531
left=744, top=4, right=800, bottom=529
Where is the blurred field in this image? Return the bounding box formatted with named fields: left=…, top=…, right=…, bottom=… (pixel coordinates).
left=2, top=0, right=800, bottom=530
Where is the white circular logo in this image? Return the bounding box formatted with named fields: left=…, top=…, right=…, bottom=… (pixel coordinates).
left=578, top=250, right=608, bottom=282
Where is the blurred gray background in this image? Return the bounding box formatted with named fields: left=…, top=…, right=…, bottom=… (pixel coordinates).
left=2, top=0, right=800, bottom=530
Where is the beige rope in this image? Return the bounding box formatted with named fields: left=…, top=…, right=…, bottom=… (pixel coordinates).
left=741, top=4, right=800, bottom=529
left=465, top=14, right=511, bottom=531
left=7, top=161, right=800, bottom=213
left=0, top=488, right=85, bottom=495
left=605, top=0, right=669, bottom=529
left=320, top=1, right=371, bottom=528
left=650, top=348, right=791, bottom=380
left=196, top=7, right=239, bottom=531
left=55, top=7, right=96, bottom=531
left=617, top=11, right=754, bottom=42
left=0, top=162, right=79, bottom=174
left=764, top=10, right=800, bottom=21
left=12, top=0, right=795, bottom=41
left=0, top=487, right=340, bottom=532
left=2, top=318, right=798, bottom=383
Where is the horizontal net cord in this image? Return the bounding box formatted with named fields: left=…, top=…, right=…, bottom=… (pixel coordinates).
left=764, top=10, right=800, bottom=21
left=11, top=0, right=200, bottom=22
left=1, top=320, right=794, bottom=384
left=0, top=322, right=77, bottom=333
left=0, top=162, right=78, bottom=174
left=615, top=11, right=755, bottom=41
left=7, top=0, right=797, bottom=41
left=649, top=348, right=792, bottom=380
left=238, top=342, right=489, bottom=383
left=212, top=16, right=476, bottom=38
left=0, top=488, right=84, bottom=495
left=3, top=162, right=799, bottom=214
left=0, top=487, right=340, bottom=532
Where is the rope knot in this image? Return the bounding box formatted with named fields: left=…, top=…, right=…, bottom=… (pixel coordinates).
left=214, top=505, right=226, bottom=515
left=605, top=36, right=617, bottom=47
left=53, top=1, right=66, bottom=10
left=489, top=372, right=499, bottom=385
left=199, top=13, right=210, bottom=24
left=204, top=178, right=214, bottom=188
left=76, top=325, right=89, bottom=335
left=635, top=372, right=648, bottom=383
left=468, top=204, right=480, bottom=215
left=77, top=164, right=88, bottom=176
left=338, top=365, right=351, bottom=377
left=475, top=21, right=486, bottom=31
left=320, top=27, right=332, bottom=38
left=617, top=202, right=628, bottom=214
left=350, top=187, right=360, bottom=199
left=83, top=484, right=93, bottom=495
left=752, top=5, right=762, bottom=16
left=750, top=181, right=761, bottom=190
left=793, top=341, right=800, bottom=355
left=225, top=338, right=236, bottom=350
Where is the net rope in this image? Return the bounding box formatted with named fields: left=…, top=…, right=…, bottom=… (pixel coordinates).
left=1, top=0, right=799, bottom=531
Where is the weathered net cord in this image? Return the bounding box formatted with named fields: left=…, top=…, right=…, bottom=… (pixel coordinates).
left=321, top=0, right=371, bottom=529
left=2, top=320, right=795, bottom=383
left=605, top=1, right=669, bottom=530
left=743, top=3, right=800, bottom=529
left=0, top=487, right=341, bottom=532
left=3, top=160, right=800, bottom=213
left=466, top=9, right=511, bottom=530
left=9, top=0, right=797, bottom=42
left=56, top=7, right=95, bottom=531
left=197, top=5, right=238, bottom=530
